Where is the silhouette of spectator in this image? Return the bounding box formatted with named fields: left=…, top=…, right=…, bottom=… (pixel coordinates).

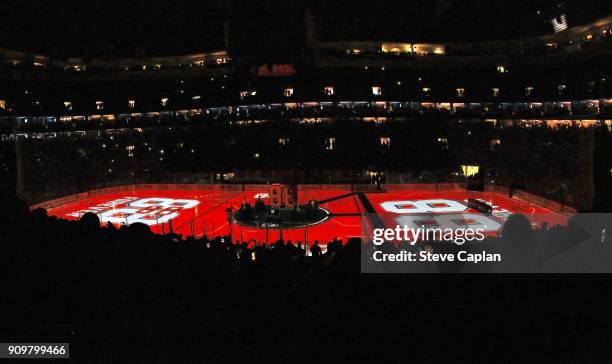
left=500, top=213, right=533, bottom=245
left=310, top=240, right=322, bottom=257
left=79, top=212, right=101, bottom=232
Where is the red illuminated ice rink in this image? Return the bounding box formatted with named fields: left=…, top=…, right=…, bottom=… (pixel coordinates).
left=43, top=185, right=569, bottom=245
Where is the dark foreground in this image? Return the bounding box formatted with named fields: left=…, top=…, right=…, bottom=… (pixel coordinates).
left=1, top=197, right=610, bottom=363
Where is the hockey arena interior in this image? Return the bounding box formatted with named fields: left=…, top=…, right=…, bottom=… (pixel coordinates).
left=1, top=1, right=612, bottom=361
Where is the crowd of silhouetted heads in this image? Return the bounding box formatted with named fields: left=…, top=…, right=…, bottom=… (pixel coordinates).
left=1, top=194, right=609, bottom=361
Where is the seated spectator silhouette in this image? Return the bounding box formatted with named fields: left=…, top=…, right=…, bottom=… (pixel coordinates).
left=30, top=207, right=48, bottom=224
left=500, top=213, right=533, bottom=245
left=310, top=240, right=322, bottom=257
left=493, top=213, right=538, bottom=272
left=127, top=222, right=152, bottom=236
left=79, top=212, right=101, bottom=232
left=296, top=241, right=306, bottom=256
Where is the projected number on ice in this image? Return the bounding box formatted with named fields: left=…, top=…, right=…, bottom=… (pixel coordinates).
left=68, top=197, right=200, bottom=226
left=380, top=199, right=467, bottom=214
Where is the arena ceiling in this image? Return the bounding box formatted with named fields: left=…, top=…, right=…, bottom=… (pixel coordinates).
left=1, top=0, right=611, bottom=58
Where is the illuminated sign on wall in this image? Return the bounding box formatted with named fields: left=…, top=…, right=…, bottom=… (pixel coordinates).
left=255, top=64, right=296, bottom=77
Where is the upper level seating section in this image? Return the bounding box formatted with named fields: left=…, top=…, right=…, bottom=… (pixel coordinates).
left=1, top=15, right=611, bottom=75
left=0, top=56, right=611, bottom=120
left=0, top=16, right=611, bottom=119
